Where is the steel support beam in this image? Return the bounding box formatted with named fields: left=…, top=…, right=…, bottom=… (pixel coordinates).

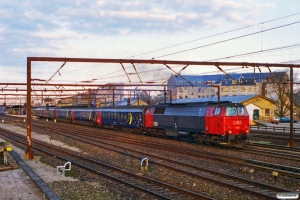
left=289, top=67, right=295, bottom=147
left=27, top=57, right=300, bottom=68
left=26, top=58, right=34, bottom=159
left=24, top=57, right=300, bottom=158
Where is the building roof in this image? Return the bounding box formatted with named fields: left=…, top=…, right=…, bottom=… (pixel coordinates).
left=168, top=72, right=286, bottom=86
left=116, top=98, right=147, bottom=106
left=166, top=94, right=277, bottom=104
left=166, top=95, right=257, bottom=104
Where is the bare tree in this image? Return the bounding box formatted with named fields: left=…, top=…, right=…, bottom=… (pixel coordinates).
left=266, top=71, right=291, bottom=117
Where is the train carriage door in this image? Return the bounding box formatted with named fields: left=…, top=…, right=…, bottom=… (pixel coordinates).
left=174, top=116, right=178, bottom=131
left=205, top=107, right=215, bottom=134
left=213, top=107, right=222, bottom=134
left=96, top=111, right=102, bottom=125
left=144, top=108, right=153, bottom=128
left=71, top=110, right=75, bottom=122
left=43, top=109, right=46, bottom=118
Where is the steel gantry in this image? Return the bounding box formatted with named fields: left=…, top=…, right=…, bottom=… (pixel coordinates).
left=24, top=57, right=300, bottom=159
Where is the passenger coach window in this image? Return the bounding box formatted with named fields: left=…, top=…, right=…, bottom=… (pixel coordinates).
left=214, top=107, right=221, bottom=115
left=226, top=107, right=237, bottom=116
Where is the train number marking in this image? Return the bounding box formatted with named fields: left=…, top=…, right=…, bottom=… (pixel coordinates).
left=233, top=120, right=242, bottom=125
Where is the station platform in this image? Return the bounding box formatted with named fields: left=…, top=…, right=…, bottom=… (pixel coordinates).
left=0, top=150, right=60, bottom=200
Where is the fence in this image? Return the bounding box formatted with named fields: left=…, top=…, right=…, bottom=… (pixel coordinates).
left=250, top=125, right=300, bottom=134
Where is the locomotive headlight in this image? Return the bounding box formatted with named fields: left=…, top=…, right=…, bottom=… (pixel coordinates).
left=228, top=130, right=232, bottom=134
left=245, top=130, right=249, bottom=134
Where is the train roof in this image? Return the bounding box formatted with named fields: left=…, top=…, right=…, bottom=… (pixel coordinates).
left=155, top=101, right=243, bottom=107
left=163, top=95, right=256, bottom=104
left=95, top=106, right=147, bottom=112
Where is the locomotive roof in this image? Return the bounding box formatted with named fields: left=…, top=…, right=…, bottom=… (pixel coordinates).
left=155, top=101, right=243, bottom=107
left=162, top=95, right=256, bottom=104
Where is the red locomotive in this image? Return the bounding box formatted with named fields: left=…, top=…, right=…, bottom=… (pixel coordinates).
left=33, top=101, right=251, bottom=147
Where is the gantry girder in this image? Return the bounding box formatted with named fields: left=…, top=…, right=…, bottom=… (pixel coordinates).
left=23, top=57, right=300, bottom=159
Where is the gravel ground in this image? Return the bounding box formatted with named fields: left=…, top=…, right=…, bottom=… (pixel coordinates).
left=251, top=135, right=299, bottom=147
left=1, top=122, right=300, bottom=200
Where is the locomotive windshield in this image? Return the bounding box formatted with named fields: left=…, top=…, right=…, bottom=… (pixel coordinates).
left=226, top=106, right=248, bottom=116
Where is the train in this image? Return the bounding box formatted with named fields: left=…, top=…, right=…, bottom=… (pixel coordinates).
left=32, top=101, right=251, bottom=147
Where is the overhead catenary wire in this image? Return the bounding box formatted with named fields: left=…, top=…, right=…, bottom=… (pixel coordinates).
left=129, top=12, right=300, bottom=58
left=56, top=13, right=300, bottom=76
left=73, top=22, right=300, bottom=83
left=35, top=13, right=300, bottom=88
left=152, top=20, right=300, bottom=59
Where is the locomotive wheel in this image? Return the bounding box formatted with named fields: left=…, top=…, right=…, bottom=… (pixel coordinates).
left=209, top=142, right=215, bottom=146
left=214, top=140, right=220, bottom=147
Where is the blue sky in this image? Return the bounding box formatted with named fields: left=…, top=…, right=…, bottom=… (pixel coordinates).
left=0, top=0, right=300, bottom=85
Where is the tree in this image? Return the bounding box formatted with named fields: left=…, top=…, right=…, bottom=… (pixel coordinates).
left=265, top=71, right=291, bottom=117
left=292, top=87, right=300, bottom=118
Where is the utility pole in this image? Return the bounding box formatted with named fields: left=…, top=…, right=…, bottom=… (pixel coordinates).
left=288, top=67, right=295, bottom=147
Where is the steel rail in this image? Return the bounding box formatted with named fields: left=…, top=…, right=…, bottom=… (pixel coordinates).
left=0, top=127, right=214, bottom=200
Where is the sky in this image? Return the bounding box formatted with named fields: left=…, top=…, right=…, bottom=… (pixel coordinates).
left=0, top=0, right=300, bottom=88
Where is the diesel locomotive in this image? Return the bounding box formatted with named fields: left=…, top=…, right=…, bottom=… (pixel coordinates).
left=32, top=101, right=251, bottom=147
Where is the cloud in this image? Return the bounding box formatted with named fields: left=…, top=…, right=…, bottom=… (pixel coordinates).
left=0, top=0, right=281, bottom=68
left=0, top=0, right=273, bottom=35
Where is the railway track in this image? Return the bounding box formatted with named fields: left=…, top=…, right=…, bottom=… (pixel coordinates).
left=251, top=132, right=300, bottom=142
left=20, top=122, right=300, bottom=198
left=0, top=127, right=214, bottom=200
left=2, top=115, right=300, bottom=177
left=248, top=142, right=300, bottom=153
left=1, top=115, right=299, bottom=199
left=243, top=143, right=300, bottom=162
left=32, top=121, right=300, bottom=178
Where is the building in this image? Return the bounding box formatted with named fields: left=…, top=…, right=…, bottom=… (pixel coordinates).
left=57, top=83, right=125, bottom=107
left=116, top=98, right=148, bottom=106
left=167, top=72, right=288, bottom=100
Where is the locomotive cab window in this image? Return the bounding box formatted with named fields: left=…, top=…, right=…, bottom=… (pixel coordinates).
left=226, top=106, right=248, bottom=116
left=226, top=107, right=237, bottom=116
left=214, top=107, right=221, bottom=115
left=238, top=107, right=248, bottom=116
